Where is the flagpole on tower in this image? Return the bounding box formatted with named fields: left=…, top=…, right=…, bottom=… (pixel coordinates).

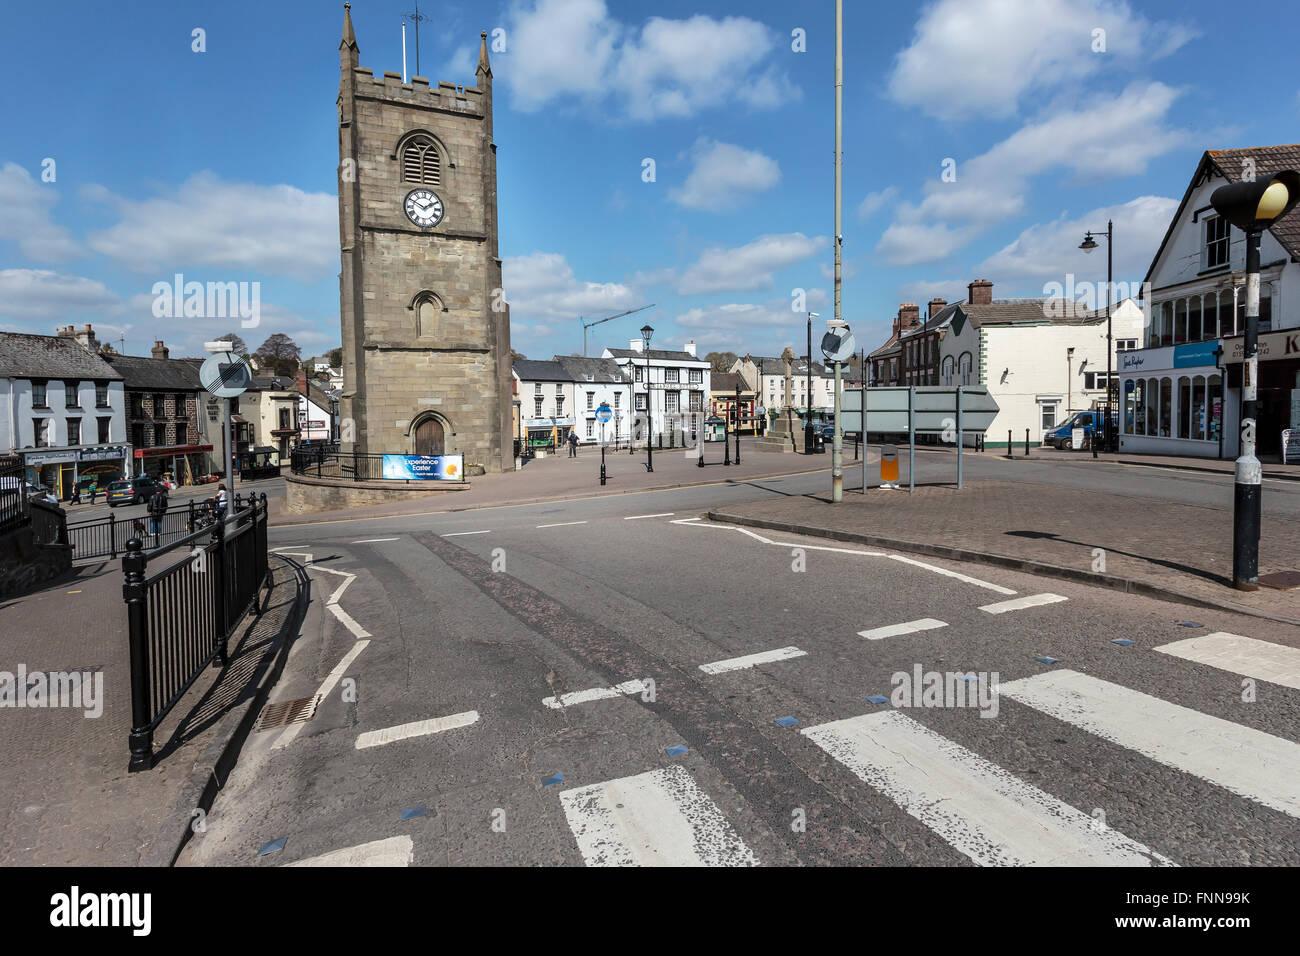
left=401, top=21, right=408, bottom=83
left=404, top=0, right=430, bottom=77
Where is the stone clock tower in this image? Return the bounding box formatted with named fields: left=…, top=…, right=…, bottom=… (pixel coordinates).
left=336, top=3, right=512, bottom=472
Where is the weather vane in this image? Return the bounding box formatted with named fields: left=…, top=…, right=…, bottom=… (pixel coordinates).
left=403, top=0, right=431, bottom=77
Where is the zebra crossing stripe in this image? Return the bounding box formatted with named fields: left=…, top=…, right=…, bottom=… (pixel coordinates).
left=1153, top=632, right=1300, bottom=690
left=858, top=618, right=947, bottom=641
left=543, top=680, right=647, bottom=709
left=284, top=835, right=414, bottom=867
left=979, top=593, right=1068, bottom=615
left=559, top=765, right=758, bottom=867
left=698, top=646, right=806, bottom=675
left=1000, top=669, right=1300, bottom=819
left=802, top=711, right=1173, bottom=867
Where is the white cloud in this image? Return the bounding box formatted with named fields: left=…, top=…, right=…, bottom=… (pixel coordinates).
left=503, top=252, right=638, bottom=322
left=888, top=0, right=1197, bottom=121
left=111, top=293, right=337, bottom=359
left=977, top=195, right=1178, bottom=290
left=675, top=289, right=828, bottom=351
left=0, top=269, right=120, bottom=322
left=678, top=233, right=826, bottom=295
left=0, top=163, right=79, bottom=262
left=669, top=140, right=780, bottom=212
left=502, top=0, right=797, bottom=121
left=857, top=187, right=897, bottom=221
left=87, top=172, right=336, bottom=280
left=897, top=278, right=968, bottom=305
left=445, top=44, right=477, bottom=79
left=876, top=82, right=1189, bottom=266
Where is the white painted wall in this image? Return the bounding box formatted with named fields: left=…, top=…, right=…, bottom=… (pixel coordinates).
left=605, top=346, right=711, bottom=443
left=0, top=378, right=125, bottom=452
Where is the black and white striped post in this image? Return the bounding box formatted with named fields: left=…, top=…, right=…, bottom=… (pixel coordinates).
left=1210, top=170, right=1298, bottom=590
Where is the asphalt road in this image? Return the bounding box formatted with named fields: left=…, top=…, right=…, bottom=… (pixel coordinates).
left=179, top=473, right=1300, bottom=867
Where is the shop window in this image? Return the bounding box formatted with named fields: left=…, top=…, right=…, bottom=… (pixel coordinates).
left=1191, top=375, right=1207, bottom=441
left=1208, top=375, right=1223, bottom=441
left=1125, top=379, right=1139, bottom=435
left=1146, top=377, right=1158, bottom=436
left=1159, top=377, right=1172, bottom=437
left=1178, top=376, right=1191, bottom=439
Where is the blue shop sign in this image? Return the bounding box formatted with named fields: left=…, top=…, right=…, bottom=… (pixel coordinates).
left=1173, top=340, right=1219, bottom=369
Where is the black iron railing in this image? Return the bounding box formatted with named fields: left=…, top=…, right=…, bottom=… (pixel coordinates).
left=28, top=500, right=67, bottom=546
left=0, top=455, right=26, bottom=536
left=123, top=493, right=270, bottom=771
left=68, top=499, right=224, bottom=561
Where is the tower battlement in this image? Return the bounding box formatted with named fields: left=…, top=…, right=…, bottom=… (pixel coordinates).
left=352, top=68, right=486, bottom=114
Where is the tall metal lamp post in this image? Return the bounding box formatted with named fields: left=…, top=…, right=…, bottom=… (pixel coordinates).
left=1079, top=220, right=1113, bottom=451
left=1209, top=170, right=1299, bottom=590
left=641, top=324, right=654, bottom=473
left=805, top=312, right=820, bottom=453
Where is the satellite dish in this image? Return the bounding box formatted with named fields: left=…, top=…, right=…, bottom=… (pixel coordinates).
left=200, top=353, right=252, bottom=398
left=821, top=326, right=856, bottom=364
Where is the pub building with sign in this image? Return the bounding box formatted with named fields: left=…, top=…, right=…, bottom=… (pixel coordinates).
left=1120, top=145, right=1300, bottom=459
left=0, top=328, right=129, bottom=497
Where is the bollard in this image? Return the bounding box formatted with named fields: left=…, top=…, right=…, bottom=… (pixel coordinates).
left=1006, top=430, right=1012, bottom=460
left=1025, top=428, right=1030, bottom=457
left=600, top=446, right=607, bottom=485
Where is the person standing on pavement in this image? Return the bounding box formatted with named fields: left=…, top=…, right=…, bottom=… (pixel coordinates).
left=215, top=482, right=229, bottom=517
left=568, top=431, right=579, bottom=458
left=147, top=484, right=169, bottom=538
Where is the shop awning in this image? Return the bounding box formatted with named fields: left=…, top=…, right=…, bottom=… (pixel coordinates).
left=133, top=444, right=214, bottom=458
left=231, top=415, right=248, bottom=424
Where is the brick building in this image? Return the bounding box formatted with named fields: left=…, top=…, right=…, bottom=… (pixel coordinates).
left=102, top=341, right=210, bottom=483
left=336, top=8, right=512, bottom=471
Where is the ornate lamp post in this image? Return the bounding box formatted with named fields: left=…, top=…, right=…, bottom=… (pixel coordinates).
left=1209, top=170, right=1298, bottom=589
left=1079, top=220, right=1113, bottom=451
left=641, top=324, right=654, bottom=473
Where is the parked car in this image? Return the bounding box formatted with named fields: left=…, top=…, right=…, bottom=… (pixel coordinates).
left=1044, top=411, right=1117, bottom=449
left=106, top=476, right=161, bottom=507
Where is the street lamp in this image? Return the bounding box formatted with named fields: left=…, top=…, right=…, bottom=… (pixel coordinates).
left=1079, top=220, right=1113, bottom=451
left=805, top=312, right=820, bottom=453
left=1209, top=169, right=1300, bottom=590
left=641, top=324, right=654, bottom=473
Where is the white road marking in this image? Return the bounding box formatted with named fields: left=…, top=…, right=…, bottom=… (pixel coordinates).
left=559, top=765, right=758, bottom=867
left=543, top=680, right=647, bottom=709
left=699, top=646, right=807, bottom=675
left=675, top=519, right=1019, bottom=592
left=352, top=537, right=400, bottom=543
left=285, top=835, right=414, bottom=867
left=858, top=618, right=948, bottom=641
left=441, top=530, right=490, bottom=537
left=272, top=640, right=370, bottom=750
left=979, top=592, right=1068, bottom=614
left=537, top=520, right=588, bottom=528
left=328, top=603, right=371, bottom=639
left=355, top=710, right=480, bottom=749
left=887, top=554, right=1017, bottom=595
left=270, top=546, right=310, bottom=554
left=625, top=513, right=675, bottom=520
left=1000, top=669, right=1300, bottom=819
left=802, top=710, right=1173, bottom=867
left=1153, top=632, right=1300, bottom=690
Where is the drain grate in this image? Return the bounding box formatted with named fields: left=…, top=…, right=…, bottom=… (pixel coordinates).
left=256, top=695, right=320, bottom=731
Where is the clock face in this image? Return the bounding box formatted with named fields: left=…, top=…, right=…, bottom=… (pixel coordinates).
left=403, top=188, right=444, bottom=228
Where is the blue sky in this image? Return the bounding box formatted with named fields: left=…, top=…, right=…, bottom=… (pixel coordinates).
left=2, top=0, right=1298, bottom=363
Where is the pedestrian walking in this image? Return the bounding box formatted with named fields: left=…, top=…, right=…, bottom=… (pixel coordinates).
left=69, top=483, right=82, bottom=506
left=568, top=431, right=579, bottom=458
left=88, top=480, right=97, bottom=505
left=147, top=484, right=169, bottom=538
left=215, top=482, right=229, bottom=516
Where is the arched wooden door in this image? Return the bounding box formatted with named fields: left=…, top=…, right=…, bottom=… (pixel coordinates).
left=414, top=417, right=444, bottom=455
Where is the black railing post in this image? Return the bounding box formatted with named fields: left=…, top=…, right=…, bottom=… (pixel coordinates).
left=211, top=514, right=228, bottom=667
left=123, top=538, right=154, bottom=772
left=109, top=511, right=117, bottom=558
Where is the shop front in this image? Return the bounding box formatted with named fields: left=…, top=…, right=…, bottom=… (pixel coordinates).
left=523, top=416, right=573, bottom=450
left=133, top=443, right=214, bottom=485
left=1223, top=329, right=1300, bottom=459
left=22, top=445, right=130, bottom=499
left=1117, top=340, right=1233, bottom=459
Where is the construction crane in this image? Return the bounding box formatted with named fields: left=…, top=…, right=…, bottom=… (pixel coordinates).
left=581, top=304, right=655, bottom=357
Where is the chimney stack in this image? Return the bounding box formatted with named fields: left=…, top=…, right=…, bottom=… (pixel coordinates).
left=684, top=341, right=696, bottom=357
left=628, top=338, right=643, bottom=353
left=928, top=297, right=948, bottom=318
left=151, top=340, right=169, bottom=360
left=967, top=279, right=993, bottom=305
left=899, top=302, right=921, bottom=328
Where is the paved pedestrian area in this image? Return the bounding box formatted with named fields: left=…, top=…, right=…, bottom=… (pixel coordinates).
left=0, top=556, right=302, bottom=865
left=711, top=479, right=1300, bottom=621
left=178, top=508, right=1299, bottom=867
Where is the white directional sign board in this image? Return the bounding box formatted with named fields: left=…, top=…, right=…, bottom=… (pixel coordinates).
left=838, top=386, right=1000, bottom=435
left=200, top=353, right=252, bottom=398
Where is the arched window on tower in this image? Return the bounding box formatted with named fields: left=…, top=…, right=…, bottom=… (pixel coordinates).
left=411, top=291, right=445, bottom=339
left=401, top=135, right=441, bottom=186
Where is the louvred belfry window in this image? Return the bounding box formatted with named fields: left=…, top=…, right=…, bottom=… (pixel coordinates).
left=401, top=136, right=441, bottom=186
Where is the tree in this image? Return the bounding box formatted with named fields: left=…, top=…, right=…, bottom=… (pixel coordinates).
left=704, top=350, right=738, bottom=374
left=328, top=347, right=343, bottom=367
left=253, top=333, right=302, bottom=376
left=509, top=349, right=527, bottom=362
left=216, top=332, right=248, bottom=358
